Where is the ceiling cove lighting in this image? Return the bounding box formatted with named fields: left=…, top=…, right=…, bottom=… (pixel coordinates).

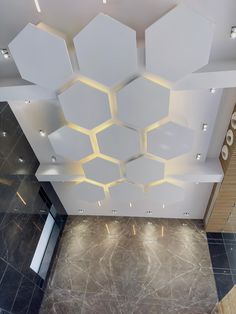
left=34, top=0, right=41, bottom=12
left=202, top=123, right=208, bottom=131
left=210, top=88, right=216, bottom=94
left=1, top=49, right=10, bottom=59
left=39, top=130, right=46, bottom=137
left=16, top=192, right=27, bottom=205
left=230, top=26, right=236, bottom=39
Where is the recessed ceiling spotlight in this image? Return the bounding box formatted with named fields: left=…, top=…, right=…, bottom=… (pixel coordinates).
left=202, top=123, right=208, bottom=131
left=98, top=201, right=101, bottom=207
left=34, top=0, right=41, bottom=12
left=146, top=210, right=152, bottom=214
left=210, top=88, right=216, bottom=94
left=51, top=156, right=56, bottom=163
left=112, top=209, right=117, bottom=214
left=230, top=26, right=236, bottom=38
left=39, top=130, right=46, bottom=137
left=196, top=153, right=202, bottom=161
left=1, top=131, right=7, bottom=137
left=24, top=100, right=30, bottom=104
left=18, top=157, right=24, bottom=163
left=1, top=49, right=10, bottom=59
left=78, top=209, right=84, bottom=214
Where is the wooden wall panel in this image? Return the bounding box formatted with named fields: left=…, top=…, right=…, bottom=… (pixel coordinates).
left=205, top=104, right=236, bottom=233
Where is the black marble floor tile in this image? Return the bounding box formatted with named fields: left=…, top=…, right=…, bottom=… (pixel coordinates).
left=207, top=243, right=230, bottom=269
left=27, top=286, right=44, bottom=314
left=0, top=258, right=7, bottom=282
left=214, top=273, right=234, bottom=301
left=0, top=265, right=22, bottom=312
left=11, top=277, right=35, bottom=314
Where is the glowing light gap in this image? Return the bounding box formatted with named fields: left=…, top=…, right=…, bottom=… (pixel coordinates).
left=16, top=192, right=27, bottom=205
left=34, top=0, right=41, bottom=13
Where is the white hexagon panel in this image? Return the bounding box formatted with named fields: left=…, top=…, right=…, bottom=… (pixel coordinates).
left=9, top=23, right=73, bottom=90
left=49, top=126, right=93, bottom=161
left=148, top=122, right=194, bottom=160
left=97, top=124, right=140, bottom=161
left=145, top=5, right=214, bottom=81
left=83, top=157, right=121, bottom=184
left=117, top=77, right=169, bottom=128
left=72, top=182, right=105, bottom=202
left=126, top=156, right=164, bottom=184
left=59, top=81, right=111, bottom=129
left=74, top=14, right=137, bottom=87
left=146, top=182, right=185, bottom=205
left=109, top=182, right=143, bottom=202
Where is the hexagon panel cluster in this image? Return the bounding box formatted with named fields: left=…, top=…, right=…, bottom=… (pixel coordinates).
left=9, top=6, right=214, bottom=205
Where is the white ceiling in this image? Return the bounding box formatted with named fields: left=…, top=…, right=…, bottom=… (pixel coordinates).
left=1, top=1, right=236, bottom=218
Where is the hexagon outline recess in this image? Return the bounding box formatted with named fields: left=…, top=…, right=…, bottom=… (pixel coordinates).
left=145, top=5, right=214, bottom=81
left=73, top=13, right=138, bottom=87
left=126, top=156, right=165, bottom=184
left=109, top=181, right=143, bottom=201
left=9, top=23, right=73, bottom=90
left=49, top=126, right=93, bottom=160
left=59, top=81, right=111, bottom=129
left=117, top=77, right=169, bottom=128
left=147, top=122, right=194, bottom=160
left=83, top=157, right=121, bottom=184
left=97, top=124, right=141, bottom=161
left=146, top=182, right=185, bottom=205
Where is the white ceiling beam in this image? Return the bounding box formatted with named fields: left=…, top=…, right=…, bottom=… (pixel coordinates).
left=0, top=82, right=56, bottom=101
left=173, top=61, right=236, bottom=90
left=167, top=158, right=223, bottom=183
left=36, top=164, right=83, bottom=182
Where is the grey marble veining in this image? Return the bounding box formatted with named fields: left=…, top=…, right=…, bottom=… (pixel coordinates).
left=40, top=217, right=218, bottom=314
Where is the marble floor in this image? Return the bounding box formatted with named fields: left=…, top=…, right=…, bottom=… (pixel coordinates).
left=40, top=217, right=218, bottom=314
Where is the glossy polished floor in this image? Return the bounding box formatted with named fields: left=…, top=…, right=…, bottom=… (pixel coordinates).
left=40, top=217, right=218, bottom=314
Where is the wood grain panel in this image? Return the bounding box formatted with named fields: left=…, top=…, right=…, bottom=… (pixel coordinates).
left=205, top=104, right=236, bottom=233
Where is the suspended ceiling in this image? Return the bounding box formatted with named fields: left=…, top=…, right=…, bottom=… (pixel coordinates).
left=1, top=0, right=236, bottom=218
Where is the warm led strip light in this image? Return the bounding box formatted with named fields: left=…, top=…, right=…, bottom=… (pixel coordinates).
left=34, top=0, right=41, bottom=12
left=16, top=192, right=27, bottom=205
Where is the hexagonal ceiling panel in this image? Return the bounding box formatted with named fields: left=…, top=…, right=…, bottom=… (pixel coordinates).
left=59, top=81, right=111, bottom=129
left=48, top=126, right=93, bottom=160
left=147, top=122, right=194, bottom=160
left=97, top=124, right=140, bottom=161
left=109, top=182, right=143, bottom=201
left=117, top=77, right=169, bottom=128
left=126, top=156, right=164, bottom=184
left=83, top=157, right=121, bottom=184
left=145, top=5, right=214, bottom=81
left=9, top=23, right=73, bottom=90
left=74, top=13, right=138, bottom=87
left=71, top=182, right=105, bottom=202
left=146, top=182, right=185, bottom=205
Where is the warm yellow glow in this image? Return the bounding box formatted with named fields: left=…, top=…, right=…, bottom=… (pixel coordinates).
left=67, top=122, right=90, bottom=135
left=161, top=226, right=164, bottom=237
left=16, top=192, right=26, bottom=205
left=108, top=92, right=117, bottom=118
left=105, top=223, right=110, bottom=235
left=34, top=0, right=41, bottom=12
left=143, top=73, right=171, bottom=89
left=93, top=119, right=114, bottom=134
left=77, top=75, right=109, bottom=93
left=132, top=224, right=136, bottom=235
left=90, top=133, right=100, bottom=154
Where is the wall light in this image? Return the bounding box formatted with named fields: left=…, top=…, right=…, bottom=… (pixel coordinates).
left=18, top=157, right=24, bottom=163
left=98, top=201, right=101, bottom=207
left=51, top=156, right=56, bottom=163
left=210, top=88, right=216, bottom=94
left=162, top=204, right=165, bottom=209
left=230, top=26, right=236, bottom=39
left=25, top=100, right=30, bottom=104
left=146, top=210, right=152, bottom=214
left=112, top=209, right=117, bottom=214
left=129, top=202, right=132, bottom=208
left=202, top=123, right=208, bottom=131
left=196, top=153, right=202, bottom=161
left=78, top=209, right=84, bottom=214
left=39, top=130, right=46, bottom=137
left=1, top=131, right=7, bottom=137
left=1, top=49, right=10, bottom=59
left=103, top=0, right=107, bottom=3
left=16, top=192, right=27, bottom=205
